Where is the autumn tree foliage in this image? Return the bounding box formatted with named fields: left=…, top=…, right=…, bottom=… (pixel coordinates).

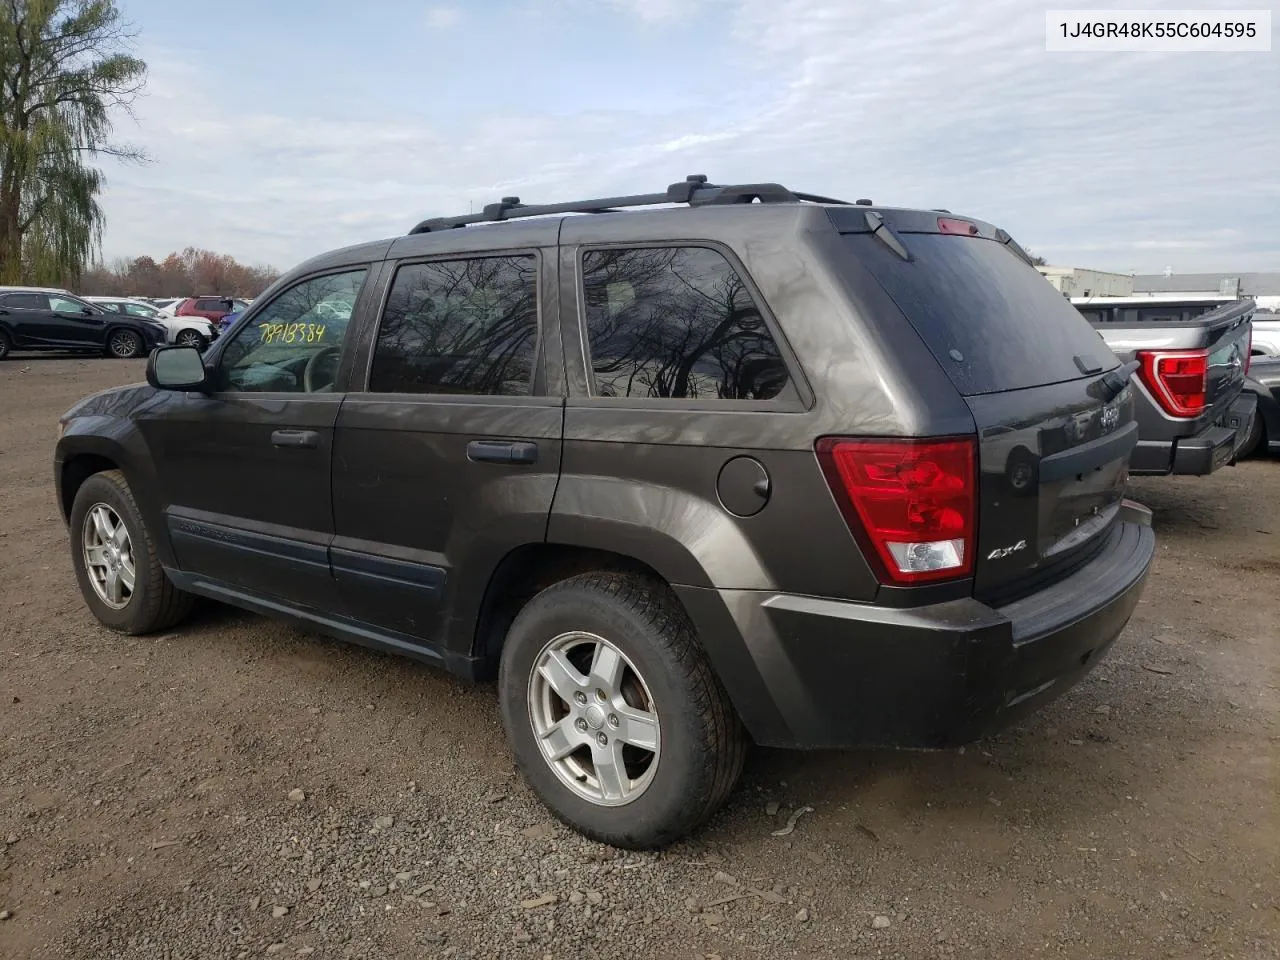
left=78, top=247, right=279, bottom=298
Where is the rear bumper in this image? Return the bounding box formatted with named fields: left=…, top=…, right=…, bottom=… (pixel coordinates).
left=678, top=508, right=1155, bottom=750
left=1130, top=393, right=1257, bottom=475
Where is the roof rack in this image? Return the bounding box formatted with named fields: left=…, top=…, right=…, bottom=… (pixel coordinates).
left=407, top=174, right=852, bottom=234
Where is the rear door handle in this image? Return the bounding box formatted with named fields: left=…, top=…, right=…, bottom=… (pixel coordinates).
left=271, top=429, right=320, bottom=449
left=467, top=439, right=538, bottom=464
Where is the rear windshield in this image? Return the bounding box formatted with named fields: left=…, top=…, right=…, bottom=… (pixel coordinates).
left=844, top=233, right=1116, bottom=396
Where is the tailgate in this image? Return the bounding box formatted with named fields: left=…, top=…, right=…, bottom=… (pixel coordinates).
left=1203, top=306, right=1252, bottom=414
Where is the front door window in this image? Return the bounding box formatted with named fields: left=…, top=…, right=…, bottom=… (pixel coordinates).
left=215, top=270, right=367, bottom=393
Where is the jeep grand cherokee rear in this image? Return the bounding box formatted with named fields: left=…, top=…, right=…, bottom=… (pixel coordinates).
left=55, top=178, right=1155, bottom=851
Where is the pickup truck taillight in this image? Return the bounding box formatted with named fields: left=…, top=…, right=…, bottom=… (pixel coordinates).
left=1136, top=348, right=1208, bottom=418
left=816, top=437, right=976, bottom=584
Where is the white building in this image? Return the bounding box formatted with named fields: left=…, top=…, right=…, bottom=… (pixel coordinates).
left=1132, top=272, right=1280, bottom=311
left=1035, top=266, right=1134, bottom=298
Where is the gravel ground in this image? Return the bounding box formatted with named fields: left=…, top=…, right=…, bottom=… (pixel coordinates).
left=1, top=357, right=1277, bottom=960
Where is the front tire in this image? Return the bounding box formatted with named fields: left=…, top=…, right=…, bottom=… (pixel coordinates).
left=69, top=470, right=193, bottom=634
left=498, top=572, right=746, bottom=849
left=175, top=328, right=204, bottom=349
left=0, top=330, right=10, bottom=360
left=106, top=329, right=143, bottom=359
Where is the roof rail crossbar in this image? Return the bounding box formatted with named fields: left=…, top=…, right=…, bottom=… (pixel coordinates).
left=407, top=175, right=850, bottom=234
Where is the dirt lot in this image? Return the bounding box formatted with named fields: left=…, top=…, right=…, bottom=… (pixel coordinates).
left=0, top=358, right=1277, bottom=960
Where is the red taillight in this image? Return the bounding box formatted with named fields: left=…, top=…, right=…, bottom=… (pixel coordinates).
left=937, top=217, right=979, bottom=236
left=816, top=437, right=977, bottom=585
left=1137, top=348, right=1208, bottom=417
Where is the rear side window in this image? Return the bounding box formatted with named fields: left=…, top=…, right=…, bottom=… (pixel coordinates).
left=195, top=298, right=225, bottom=311
left=369, top=256, right=538, bottom=396
left=1, top=293, right=46, bottom=310
left=581, top=246, right=790, bottom=401
left=845, top=234, right=1114, bottom=396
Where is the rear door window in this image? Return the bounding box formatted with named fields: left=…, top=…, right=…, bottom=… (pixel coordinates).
left=844, top=233, right=1115, bottom=396
left=368, top=256, right=539, bottom=396
left=1, top=293, right=47, bottom=310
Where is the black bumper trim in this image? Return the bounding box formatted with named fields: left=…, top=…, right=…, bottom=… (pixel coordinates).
left=1131, top=393, right=1257, bottom=476
left=687, top=520, right=1155, bottom=750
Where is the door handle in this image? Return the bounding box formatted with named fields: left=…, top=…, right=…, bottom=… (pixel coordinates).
left=467, top=439, right=538, bottom=464
left=271, top=429, right=320, bottom=449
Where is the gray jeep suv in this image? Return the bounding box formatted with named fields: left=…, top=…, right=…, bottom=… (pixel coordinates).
left=55, top=177, right=1156, bottom=849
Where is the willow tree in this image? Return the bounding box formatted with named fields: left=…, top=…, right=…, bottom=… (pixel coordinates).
left=0, top=0, right=145, bottom=284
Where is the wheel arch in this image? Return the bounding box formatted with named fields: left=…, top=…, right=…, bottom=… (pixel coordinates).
left=56, top=433, right=177, bottom=568
left=102, top=322, right=144, bottom=353
left=471, top=543, right=671, bottom=668
left=469, top=540, right=790, bottom=746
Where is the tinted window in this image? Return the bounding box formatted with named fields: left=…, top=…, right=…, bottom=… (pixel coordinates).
left=580, top=246, right=790, bottom=401
left=845, top=233, right=1115, bottom=396
left=216, top=269, right=366, bottom=393
left=1, top=293, right=47, bottom=310
left=195, top=298, right=226, bottom=311
left=369, top=256, right=538, bottom=396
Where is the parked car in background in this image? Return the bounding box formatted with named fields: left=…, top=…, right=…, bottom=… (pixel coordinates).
left=55, top=177, right=1156, bottom=849
left=1242, top=357, right=1280, bottom=458
left=1072, top=295, right=1256, bottom=476
left=85, top=297, right=218, bottom=349
left=1249, top=311, right=1280, bottom=358
left=171, top=296, right=247, bottom=326
left=0, top=287, right=165, bottom=360
left=150, top=297, right=185, bottom=313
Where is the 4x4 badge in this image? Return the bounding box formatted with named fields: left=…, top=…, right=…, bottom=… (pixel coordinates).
left=986, top=540, right=1027, bottom=560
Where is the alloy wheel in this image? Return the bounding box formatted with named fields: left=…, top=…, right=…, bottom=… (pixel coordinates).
left=82, top=503, right=136, bottom=609
left=527, top=631, right=660, bottom=806
left=109, top=331, right=140, bottom=358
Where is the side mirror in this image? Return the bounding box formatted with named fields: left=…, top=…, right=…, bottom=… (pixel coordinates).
left=147, top=344, right=209, bottom=392
left=81, top=306, right=95, bottom=316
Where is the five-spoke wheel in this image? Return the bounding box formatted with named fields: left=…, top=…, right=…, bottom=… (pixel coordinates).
left=499, top=572, right=746, bottom=849
left=529, top=630, right=660, bottom=806
left=82, top=503, right=136, bottom=609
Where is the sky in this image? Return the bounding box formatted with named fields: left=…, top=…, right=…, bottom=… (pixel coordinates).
left=97, top=0, right=1279, bottom=275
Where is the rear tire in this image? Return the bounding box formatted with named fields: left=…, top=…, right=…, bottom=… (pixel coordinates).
left=69, top=470, right=193, bottom=634
left=498, top=572, right=747, bottom=850
left=106, top=329, right=143, bottom=359
left=0, top=330, right=10, bottom=360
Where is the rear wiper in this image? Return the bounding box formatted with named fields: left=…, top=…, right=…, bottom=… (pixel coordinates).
left=1096, top=359, right=1141, bottom=402
left=864, top=211, right=910, bottom=261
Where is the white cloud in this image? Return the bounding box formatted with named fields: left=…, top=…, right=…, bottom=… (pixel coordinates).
left=98, top=1, right=1280, bottom=273
left=602, top=0, right=707, bottom=22
left=423, top=6, right=462, bottom=30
